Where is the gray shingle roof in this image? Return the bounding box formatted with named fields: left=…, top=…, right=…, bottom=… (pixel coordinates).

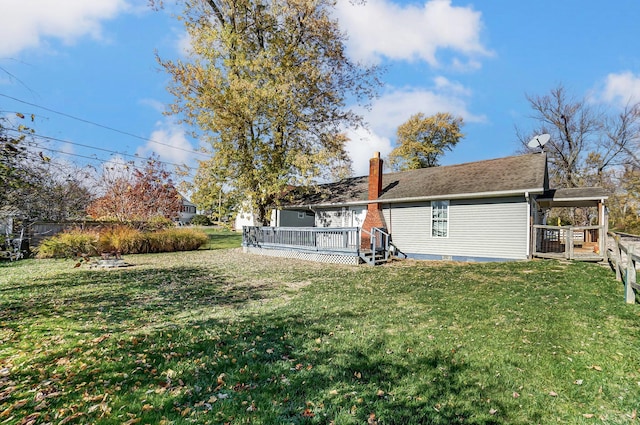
left=285, top=153, right=549, bottom=208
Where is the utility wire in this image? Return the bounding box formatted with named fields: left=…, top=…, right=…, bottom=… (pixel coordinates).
left=30, top=144, right=198, bottom=179
left=5, top=127, right=200, bottom=173
left=0, top=92, right=210, bottom=158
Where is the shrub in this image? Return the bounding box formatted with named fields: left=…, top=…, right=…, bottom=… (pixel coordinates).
left=190, top=214, right=212, bottom=226
left=36, top=229, right=99, bottom=259
left=36, top=226, right=208, bottom=258
left=98, top=226, right=146, bottom=254
left=147, top=228, right=208, bottom=253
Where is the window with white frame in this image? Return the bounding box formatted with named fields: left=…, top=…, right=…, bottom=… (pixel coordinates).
left=431, top=200, right=449, bottom=237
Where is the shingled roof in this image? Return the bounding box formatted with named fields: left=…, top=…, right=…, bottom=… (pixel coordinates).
left=284, top=153, right=549, bottom=208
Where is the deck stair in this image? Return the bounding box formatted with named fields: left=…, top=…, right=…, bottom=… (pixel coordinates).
left=359, top=248, right=389, bottom=266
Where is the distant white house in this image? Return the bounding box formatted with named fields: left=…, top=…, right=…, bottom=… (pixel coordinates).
left=177, top=196, right=197, bottom=225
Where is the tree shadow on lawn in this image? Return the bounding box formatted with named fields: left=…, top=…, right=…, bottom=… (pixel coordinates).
left=1, top=265, right=279, bottom=333
left=3, top=299, right=526, bottom=425
left=84, top=311, right=516, bottom=425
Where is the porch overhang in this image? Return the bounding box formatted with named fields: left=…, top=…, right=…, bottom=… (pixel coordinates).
left=535, top=187, right=608, bottom=208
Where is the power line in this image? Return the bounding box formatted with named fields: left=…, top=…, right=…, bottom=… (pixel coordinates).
left=0, top=92, right=210, bottom=158
left=30, top=144, right=198, bottom=179
left=5, top=127, right=200, bottom=173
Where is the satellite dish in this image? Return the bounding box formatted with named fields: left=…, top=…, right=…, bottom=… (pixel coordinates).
left=527, top=133, right=550, bottom=150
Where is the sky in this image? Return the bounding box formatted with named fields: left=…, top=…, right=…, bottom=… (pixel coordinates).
left=1, top=0, right=640, bottom=180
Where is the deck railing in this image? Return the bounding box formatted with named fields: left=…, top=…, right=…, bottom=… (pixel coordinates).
left=532, top=225, right=604, bottom=260
left=242, top=226, right=361, bottom=254
left=607, top=232, right=639, bottom=304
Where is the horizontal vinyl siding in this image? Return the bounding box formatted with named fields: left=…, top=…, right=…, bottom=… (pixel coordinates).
left=383, top=203, right=431, bottom=253
left=384, top=197, right=529, bottom=260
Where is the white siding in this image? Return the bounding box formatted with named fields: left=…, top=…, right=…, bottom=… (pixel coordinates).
left=316, top=207, right=366, bottom=228
left=384, top=197, right=529, bottom=260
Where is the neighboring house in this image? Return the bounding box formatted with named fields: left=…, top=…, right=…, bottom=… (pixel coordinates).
left=177, top=196, right=197, bottom=225
left=243, top=152, right=608, bottom=263
left=233, top=203, right=314, bottom=230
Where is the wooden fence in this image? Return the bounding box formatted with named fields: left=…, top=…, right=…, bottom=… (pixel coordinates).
left=607, top=232, right=639, bottom=304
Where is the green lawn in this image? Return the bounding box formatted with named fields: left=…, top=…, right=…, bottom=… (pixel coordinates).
left=1, top=250, right=638, bottom=424
left=194, top=227, right=243, bottom=250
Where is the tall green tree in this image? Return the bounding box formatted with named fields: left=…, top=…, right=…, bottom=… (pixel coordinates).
left=158, top=0, right=378, bottom=224
left=388, top=112, right=464, bottom=171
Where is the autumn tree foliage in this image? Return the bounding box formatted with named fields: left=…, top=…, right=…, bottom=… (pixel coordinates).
left=520, top=85, right=640, bottom=188
left=388, top=112, right=464, bottom=171
left=520, top=84, right=640, bottom=232
left=87, top=156, right=182, bottom=223
left=158, top=0, right=379, bottom=224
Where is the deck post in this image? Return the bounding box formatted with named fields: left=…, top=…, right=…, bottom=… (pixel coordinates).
left=625, top=245, right=637, bottom=304
left=565, top=227, right=572, bottom=260
left=614, top=234, right=622, bottom=282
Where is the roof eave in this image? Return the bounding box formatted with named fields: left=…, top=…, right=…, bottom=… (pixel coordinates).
left=281, top=187, right=546, bottom=210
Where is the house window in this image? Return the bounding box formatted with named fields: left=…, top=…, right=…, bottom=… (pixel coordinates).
left=298, top=212, right=305, bottom=219
left=431, top=200, right=449, bottom=237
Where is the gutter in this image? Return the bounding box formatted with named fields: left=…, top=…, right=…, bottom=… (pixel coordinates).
left=283, top=187, right=546, bottom=210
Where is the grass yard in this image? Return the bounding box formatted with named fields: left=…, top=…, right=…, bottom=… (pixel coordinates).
left=194, top=227, right=242, bottom=250
left=1, top=249, right=639, bottom=424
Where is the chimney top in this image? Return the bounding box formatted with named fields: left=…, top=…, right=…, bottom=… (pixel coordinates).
left=373, top=152, right=380, bottom=159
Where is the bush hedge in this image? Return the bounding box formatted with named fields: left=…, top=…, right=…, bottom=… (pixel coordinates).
left=36, top=226, right=209, bottom=259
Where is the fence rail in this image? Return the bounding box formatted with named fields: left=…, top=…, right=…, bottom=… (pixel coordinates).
left=607, top=232, right=639, bottom=304
left=532, top=225, right=604, bottom=261
left=242, top=226, right=361, bottom=254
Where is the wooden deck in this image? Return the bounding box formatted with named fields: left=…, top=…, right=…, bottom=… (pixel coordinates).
left=532, top=225, right=605, bottom=261
left=242, top=226, right=392, bottom=265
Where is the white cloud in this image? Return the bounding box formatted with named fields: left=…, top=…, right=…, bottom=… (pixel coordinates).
left=345, top=127, right=394, bottom=176
left=335, top=0, right=490, bottom=66
left=136, top=121, right=198, bottom=168
left=362, top=79, right=485, bottom=139
left=0, top=0, right=130, bottom=56
left=601, top=71, right=640, bottom=106
left=345, top=77, right=483, bottom=175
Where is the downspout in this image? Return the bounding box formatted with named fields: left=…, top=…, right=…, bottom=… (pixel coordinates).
left=525, top=192, right=531, bottom=259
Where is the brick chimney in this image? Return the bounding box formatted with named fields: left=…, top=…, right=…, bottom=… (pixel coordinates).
left=361, top=152, right=387, bottom=248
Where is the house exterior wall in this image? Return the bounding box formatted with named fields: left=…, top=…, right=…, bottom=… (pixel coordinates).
left=277, top=210, right=315, bottom=227
left=315, top=207, right=366, bottom=228
left=382, top=196, right=530, bottom=261
left=178, top=200, right=197, bottom=225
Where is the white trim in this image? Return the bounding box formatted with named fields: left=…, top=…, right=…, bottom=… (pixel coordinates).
left=284, top=188, right=545, bottom=210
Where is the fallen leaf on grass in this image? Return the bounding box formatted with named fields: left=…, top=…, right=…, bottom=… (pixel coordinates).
left=489, top=408, right=498, bottom=415
left=582, top=413, right=595, bottom=418
left=19, top=412, right=40, bottom=425
left=58, top=412, right=85, bottom=424
left=512, top=392, right=520, bottom=398
left=368, top=413, right=378, bottom=425
left=91, top=334, right=110, bottom=344
left=302, top=408, right=315, bottom=417
left=589, top=365, right=603, bottom=371
left=548, top=391, right=558, bottom=397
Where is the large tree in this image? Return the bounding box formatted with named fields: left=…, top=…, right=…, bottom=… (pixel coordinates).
left=519, top=85, right=639, bottom=188
left=520, top=84, right=640, bottom=231
left=388, top=112, right=464, bottom=171
left=158, top=0, right=378, bottom=224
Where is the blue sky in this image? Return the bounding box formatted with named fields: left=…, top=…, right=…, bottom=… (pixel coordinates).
left=1, top=0, right=639, bottom=179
